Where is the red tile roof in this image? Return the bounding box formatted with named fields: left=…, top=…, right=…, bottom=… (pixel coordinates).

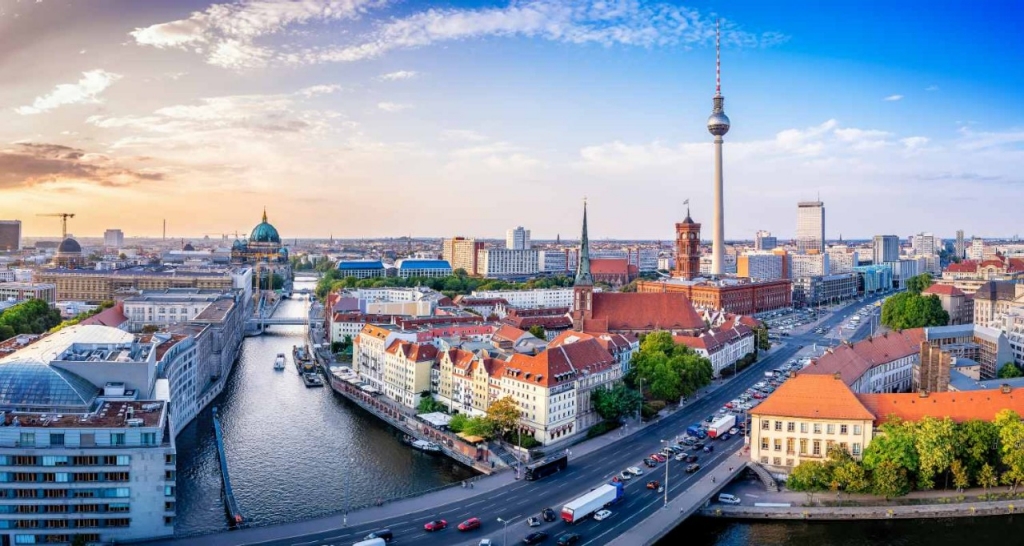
left=858, top=387, right=1024, bottom=426
left=385, top=339, right=438, bottom=362
left=505, top=337, right=615, bottom=388
left=800, top=329, right=925, bottom=386
left=751, top=374, right=875, bottom=421
left=673, top=323, right=752, bottom=354
left=590, top=258, right=629, bottom=275
left=79, top=303, right=128, bottom=328
left=944, top=261, right=978, bottom=273
left=923, top=284, right=966, bottom=297
left=585, top=292, right=704, bottom=333
left=493, top=324, right=529, bottom=343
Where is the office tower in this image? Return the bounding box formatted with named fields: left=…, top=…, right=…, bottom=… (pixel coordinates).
left=911, top=232, right=938, bottom=256
left=442, top=237, right=484, bottom=276
left=505, top=226, right=531, bottom=250
left=104, top=228, right=125, bottom=248
left=0, top=220, right=20, bottom=251
left=796, top=201, right=825, bottom=254
left=873, top=235, right=900, bottom=264
left=754, top=230, right=777, bottom=251
left=955, top=230, right=965, bottom=259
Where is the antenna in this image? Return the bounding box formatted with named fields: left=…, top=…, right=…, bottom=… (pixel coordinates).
left=716, top=19, right=721, bottom=96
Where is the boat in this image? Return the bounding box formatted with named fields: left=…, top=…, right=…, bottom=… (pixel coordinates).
left=292, top=345, right=316, bottom=372
left=407, top=437, right=442, bottom=452
left=274, top=353, right=286, bottom=371
left=301, top=373, right=324, bottom=388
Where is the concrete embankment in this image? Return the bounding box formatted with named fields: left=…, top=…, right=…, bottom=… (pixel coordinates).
left=700, top=498, right=1024, bottom=520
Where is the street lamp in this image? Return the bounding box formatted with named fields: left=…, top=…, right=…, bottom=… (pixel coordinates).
left=497, top=516, right=518, bottom=546
left=659, top=440, right=670, bottom=509
left=636, top=378, right=644, bottom=422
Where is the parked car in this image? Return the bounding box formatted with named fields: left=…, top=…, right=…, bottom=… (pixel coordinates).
left=703, top=445, right=714, bottom=453
left=523, top=531, right=549, bottom=545
left=627, top=466, right=643, bottom=476
left=424, top=520, right=448, bottom=532
left=674, top=452, right=687, bottom=461
left=693, top=442, right=705, bottom=450
left=527, top=517, right=541, bottom=527
left=618, top=471, right=632, bottom=481
left=556, top=533, right=581, bottom=546
left=686, top=463, right=701, bottom=473
left=686, top=454, right=698, bottom=463
left=718, top=493, right=742, bottom=505
left=479, top=540, right=494, bottom=546
left=644, top=458, right=658, bottom=468
left=729, top=427, right=739, bottom=435
left=593, top=510, right=612, bottom=521
left=541, top=508, right=557, bottom=522
left=459, top=518, right=482, bottom=532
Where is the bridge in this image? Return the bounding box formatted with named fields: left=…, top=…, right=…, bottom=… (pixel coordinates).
left=134, top=294, right=885, bottom=546
left=293, top=271, right=323, bottom=279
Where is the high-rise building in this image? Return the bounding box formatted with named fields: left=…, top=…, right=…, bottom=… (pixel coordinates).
left=707, top=21, right=730, bottom=276
left=968, top=238, right=986, bottom=261
left=0, top=220, right=21, bottom=252
left=754, top=230, right=777, bottom=251
left=674, top=207, right=702, bottom=280
left=911, top=232, right=939, bottom=256
left=873, top=235, right=900, bottom=265
left=796, top=201, right=825, bottom=254
left=475, top=249, right=539, bottom=278
left=442, top=237, right=484, bottom=276
left=505, top=226, right=531, bottom=250
left=826, top=246, right=859, bottom=274
left=955, top=230, right=965, bottom=259
left=791, top=253, right=830, bottom=278
left=104, top=228, right=125, bottom=248
left=737, top=251, right=785, bottom=281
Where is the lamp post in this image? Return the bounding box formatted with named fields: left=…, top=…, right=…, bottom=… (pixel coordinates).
left=659, top=440, right=670, bottom=508
left=497, top=516, right=518, bottom=546
left=636, top=378, right=644, bottom=422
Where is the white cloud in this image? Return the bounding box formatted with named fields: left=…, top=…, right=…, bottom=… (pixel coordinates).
left=883, top=94, right=904, bottom=101
left=441, top=129, right=488, bottom=142
left=14, top=69, right=122, bottom=115
left=379, top=70, right=418, bottom=81
left=925, top=85, right=939, bottom=91
left=377, top=102, right=411, bottom=112
left=900, top=136, right=930, bottom=150
left=298, top=84, right=342, bottom=97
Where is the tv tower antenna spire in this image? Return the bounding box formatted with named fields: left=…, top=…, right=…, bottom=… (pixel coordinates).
left=716, top=18, right=721, bottom=96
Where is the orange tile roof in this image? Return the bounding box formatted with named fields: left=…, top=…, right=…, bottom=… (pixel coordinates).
left=505, top=337, right=615, bottom=388
left=385, top=339, right=438, bottom=362
left=923, top=284, right=965, bottom=297
left=588, top=292, right=704, bottom=332
left=944, top=260, right=978, bottom=273
left=751, top=374, right=875, bottom=421
left=79, top=302, right=128, bottom=327
left=801, top=329, right=924, bottom=385
left=493, top=324, right=528, bottom=343
left=858, top=387, right=1024, bottom=426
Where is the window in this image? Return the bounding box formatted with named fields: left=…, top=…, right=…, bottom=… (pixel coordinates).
left=800, top=422, right=808, bottom=433
left=761, top=420, right=769, bottom=430
left=55, top=473, right=69, bottom=484
left=115, top=455, right=130, bottom=466
left=786, top=438, right=795, bottom=454
left=14, top=535, right=36, bottom=545
left=812, top=440, right=821, bottom=456
left=787, top=422, right=795, bottom=432
left=773, top=457, right=781, bottom=466
left=49, top=434, right=64, bottom=447
left=813, top=424, right=822, bottom=434
left=760, top=456, right=769, bottom=464
left=110, top=433, right=126, bottom=446
left=853, top=425, right=862, bottom=435
left=774, top=439, right=782, bottom=452
left=826, top=424, right=836, bottom=435
left=761, top=438, right=769, bottom=450
left=18, top=433, right=34, bottom=447
left=774, top=421, right=783, bottom=431
left=799, top=439, right=808, bottom=455
left=852, top=443, right=862, bottom=456
left=840, top=442, right=849, bottom=453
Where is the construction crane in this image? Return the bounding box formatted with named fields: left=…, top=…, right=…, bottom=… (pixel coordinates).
left=37, top=213, right=76, bottom=239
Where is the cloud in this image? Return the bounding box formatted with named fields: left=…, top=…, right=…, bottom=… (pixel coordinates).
left=379, top=70, right=418, bottom=81
left=14, top=69, right=122, bottom=115
left=133, top=1, right=785, bottom=68
left=925, top=85, right=939, bottom=91
left=298, top=84, right=342, bottom=97
left=0, top=143, right=162, bottom=189
left=377, top=101, right=411, bottom=112
left=441, top=129, right=488, bottom=142
left=900, top=136, right=930, bottom=150
left=130, top=0, right=388, bottom=69
left=883, top=94, right=904, bottom=101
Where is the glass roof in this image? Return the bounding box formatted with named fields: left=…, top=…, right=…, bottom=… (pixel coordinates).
left=0, top=362, right=99, bottom=410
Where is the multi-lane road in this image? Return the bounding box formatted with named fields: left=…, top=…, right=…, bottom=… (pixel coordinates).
left=244, top=294, right=888, bottom=546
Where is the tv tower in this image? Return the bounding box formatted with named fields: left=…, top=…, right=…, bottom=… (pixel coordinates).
left=707, top=19, right=731, bottom=276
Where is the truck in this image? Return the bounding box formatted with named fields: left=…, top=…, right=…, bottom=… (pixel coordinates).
left=685, top=424, right=704, bottom=438
left=707, top=414, right=736, bottom=438
left=561, top=482, right=624, bottom=524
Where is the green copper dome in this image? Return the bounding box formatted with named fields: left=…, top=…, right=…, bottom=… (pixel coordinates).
left=250, top=209, right=281, bottom=243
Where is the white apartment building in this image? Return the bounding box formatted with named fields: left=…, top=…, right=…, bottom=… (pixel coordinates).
left=471, top=288, right=575, bottom=309
left=826, top=246, right=859, bottom=274
left=791, top=253, right=829, bottom=278
left=122, top=290, right=225, bottom=332
left=911, top=232, right=939, bottom=256
left=969, top=238, right=986, bottom=261
left=538, top=250, right=569, bottom=274
left=675, top=325, right=755, bottom=377
left=383, top=341, right=437, bottom=408
left=738, top=252, right=785, bottom=281
left=700, top=253, right=737, bottom=275
left=506, top=226, right=531, bottom=250
left=104, top=229, right=125, bottom=248
left=997, top=311, right=1024, bottom=367
left=476, top=249, right=539, bottom=278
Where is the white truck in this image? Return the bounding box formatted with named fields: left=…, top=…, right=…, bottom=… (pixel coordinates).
left=708, top=414, right=736, bottom=438
left=561, top=482, right=624, bottom=524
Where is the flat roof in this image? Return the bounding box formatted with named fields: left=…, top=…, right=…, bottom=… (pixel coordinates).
left=0, top=325, right=134, bottom=367
left=2, top=400, right=166, bottom=429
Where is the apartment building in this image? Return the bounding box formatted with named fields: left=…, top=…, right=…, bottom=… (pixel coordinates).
left=476, top=249, right=539, bottom=278
left=674, top=322, right=755, bottom=378
left=442, top=237, right=485, bottom=276
left=383, top=341, right=438, bottom=408
left=35, top=266, right=249, bottom=303
left=353, top=325, right=418, bottom=391
left=122, top=289, right=226, bottom=332
left=470, top=288, right=575, bottom=309
left=802, top=329, right=924, bottom=394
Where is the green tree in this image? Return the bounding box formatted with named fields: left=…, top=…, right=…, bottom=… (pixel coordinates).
left=464, top=416, right=495, bottom=439
left=786, top=460, right=831, bottom=503
left=862, top=417, right=920, bottom=476
left=591, top=384, right=643, bottom=422
left=871, top=459, right=911, bottom=499
left=417, top=392, right=445, bottom=414
left=978, top=463, right=999, bottom=496
left=448, top=413, right=469, bottom=433
left=881, top=292, right=949, bottom=330
left=914, top=416, right=956, bottom=490
left=950, top=459, right=970, bottom=493
left=755, top=323, right=771, bottom=352
left=527, top=325, right=546, bottom=340
left=629, top=332, right=713, bottom=403
left=999, top=362, right=1024, bottom=379
left=487, top=396, right=521, bottom=438
left=906, top=274, right=934, bottom=295
left=995, top=409, right=1024, bottom=492
left=954, top=419, right=1000, bottom=478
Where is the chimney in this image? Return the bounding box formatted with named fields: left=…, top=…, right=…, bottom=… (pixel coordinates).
left=1002, top=384, right=1012, bottom=394
left=918, top=390, right=928, bottom=398
left=833, top=372, right=842, bottom=381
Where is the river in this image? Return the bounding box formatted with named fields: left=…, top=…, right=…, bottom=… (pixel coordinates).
left=173, top=280, right=474, bottom=536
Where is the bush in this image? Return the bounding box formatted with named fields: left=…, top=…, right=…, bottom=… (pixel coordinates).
left=586, top=420, right=622, bottom=439
left=641, top=403, right=660, bottom=420
left=449, top=413, right=469, bottom=433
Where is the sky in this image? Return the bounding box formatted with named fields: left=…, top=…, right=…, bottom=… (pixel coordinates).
left=1, top=0, right=1022, bottom=241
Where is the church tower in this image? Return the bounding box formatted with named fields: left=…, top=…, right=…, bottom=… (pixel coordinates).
left=674, top=204, right=702, bottom=280
left=572, top=201, right=594, bottom=330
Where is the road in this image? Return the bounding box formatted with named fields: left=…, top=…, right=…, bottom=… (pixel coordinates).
left=236, top=294, right=888, bottom=546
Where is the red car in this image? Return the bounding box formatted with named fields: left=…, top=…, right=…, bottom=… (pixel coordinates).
left=424, top=519, right=447, bottom=532
left=651, top=454, right=666, bottom=462
left=458, top=518, right=482, bottom=532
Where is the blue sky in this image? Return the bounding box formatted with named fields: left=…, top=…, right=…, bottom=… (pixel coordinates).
left=0, top=0, right=1021, bottom=241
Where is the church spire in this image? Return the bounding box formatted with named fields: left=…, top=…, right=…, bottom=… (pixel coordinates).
left=262, top=207, right=268, bottom=223
left=575, top=199, right=593, bottom=286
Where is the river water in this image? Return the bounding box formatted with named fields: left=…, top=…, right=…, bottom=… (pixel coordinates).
left=173, top=280, right=474, bottom=536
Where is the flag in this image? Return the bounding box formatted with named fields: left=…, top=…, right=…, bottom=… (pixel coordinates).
left=683, top=199, right=689, bottom=205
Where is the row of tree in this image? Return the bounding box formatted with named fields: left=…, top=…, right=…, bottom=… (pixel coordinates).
left=788, top=411, right=1024, bottom=500
left=315, top=268, right=577, bottom=300
left=625, top=331, right=715, bottom=404
left=0, top=299, right=64, bottom=342
left=880, top=274, right=949, bottom=330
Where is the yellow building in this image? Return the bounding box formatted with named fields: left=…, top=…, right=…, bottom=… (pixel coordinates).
left=383, top=341, right=438, bottom=408
left=749, top=374, right=874, bottom=471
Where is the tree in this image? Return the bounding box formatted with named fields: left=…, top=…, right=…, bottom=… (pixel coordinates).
left=950, top=459, right=970, bottom=493
left=755, top=323, right=771, bottom=352
left=906, top=274, right=934, bottom=295
left=448, top=413, right=469, bottom=433
left=464, top=416, right=495, bottom=439
left=629, top=332, right=713, bottom=403
left=786, top=460, right=831, bottom=503
left=527, top=325, right=546, bottom=340
left=862, top=417, right=920, bottom=476
left=417, top=393, right=445, bottom=414
left=978, top=463, right=999, bottom=496
left=914, top=416, right=956, bottom=490
left=591, top=384, right=643, bottom=422
left=881, top=292, right=949, bottom=330
left=487, top=396, right=521, bottom=438
left=955, top=419, right=999, bottom=478
left=141, top=324, right=160, bottom=334
left=995, top=409, right=1024, bottom=492
left=999, top=362, right=1024, bottom=379
left=871, top=459, right=911, bottom=499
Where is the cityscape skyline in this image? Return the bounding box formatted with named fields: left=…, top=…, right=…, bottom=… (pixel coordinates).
left=2, top=0, right=1022, bottom=239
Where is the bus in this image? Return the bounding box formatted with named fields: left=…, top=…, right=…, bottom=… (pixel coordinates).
left=525, top=453, right=568, bottom=481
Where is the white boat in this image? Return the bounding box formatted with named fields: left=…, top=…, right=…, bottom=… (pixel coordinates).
left=410, top=439, right=442, bottom=453
left=274, top=353, right=286, bottom=371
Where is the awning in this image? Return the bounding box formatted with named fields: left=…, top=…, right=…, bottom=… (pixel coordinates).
left=457, top=433, right=485, bottom=444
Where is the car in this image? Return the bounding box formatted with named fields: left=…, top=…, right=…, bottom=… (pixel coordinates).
left=686, top=454, right=698, bottom=463
left=703, top=445, right=715, bottom=453
left=424, top=520, right=448, bottom=532
left=651, top=454, right=666, bottom=462
left=479, top=540, right=494, bottom=546
left=729, top=427, right=739, bottom=435
left=752, top=392, right=765, bottom=399
left=458, top=518, right=482, bottom=532
left=618, top=471, right=632, bottom=481
left=675, top=452, right=687, bottom=461
left=681, top=437, right=696, bottom=445
left=527, top=516, right=541, bottom=527
left=523, top=531, right=549, bottom=545
left=704, top=415, right=715, bottom=423
left=556, top=533, right=581, bottom=546
left=364, top=529, right=393, bottom=542
left=593, top=510, right=612, bottom=521
left=644, top=458, right=658, bottom=468
left=693, top=441, right=705, bottom=450
left=719, top=433, right=731, bottom=441
left=627, top=466, right=643, bottom=476
left=718, top=493, right=742, bottom=505
left=686, top=463, right=700, bottom=473
left=541, top=507, right=557, bottom=522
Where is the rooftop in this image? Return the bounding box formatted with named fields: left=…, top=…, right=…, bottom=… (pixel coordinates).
left=801, top=329, right=925, bottom=386
left=859, top=387, right=1024, bottom=425
left=751, top=374, right=875, bottom=421
left=1, top=400, right=166, bottom=429
left=40, top=265, right=236, bottom=278
left=191, top=297, right=235, bottom=322
left=396, top=259, right=452, bottom=270
left=338, top=260, right=385, bottom=270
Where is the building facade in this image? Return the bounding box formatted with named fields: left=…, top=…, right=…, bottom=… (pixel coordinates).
left=36, top=267, right=242, bottom=303
left=104, top=229, right=125, bottom=248
left=476, top=249, right=539, bottom=278
left=737, top=252, right=786, bottom=281
left=0, top=221, right=20, bottom=252
left=674, top=213, right=702, bottom=280
left=471, top=288, right=575, bottom=309
left=636, top=278, right=792, bottom=315
left=796, top=201, right=825, bottom=254
left=395, top=259, right=453, bottom=278
left=506, top=227, right=531, bottom=250
left=872, top=235, right=900, bottom=265
left=922, top=284, right=974, bottom=326
left=383, top=341, right=438, bottom=408
left=122, top=290, right=226, bottom=332
left=442, top=237, right=485, bottom=276
left=792, top=273, right=859, bottom=307
left=0, top=282, right=57, bottom=305
left=754, top=230, right=777, bottom=251
left=336, top=260, right=386, bottom=279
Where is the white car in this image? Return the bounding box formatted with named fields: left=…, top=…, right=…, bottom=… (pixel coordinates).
left=674, top=453, right=687, bottom=461
left=627, top=466, right=643, bottom=476
left=619, top=471, right=632, bottom=481
left=594, top=509, right=612, bottom=521
left=729, top=427, right=739, bottom=435
left=718, top=493, right=742, bottom=505
left=479, top=540, right=493, bottom=546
